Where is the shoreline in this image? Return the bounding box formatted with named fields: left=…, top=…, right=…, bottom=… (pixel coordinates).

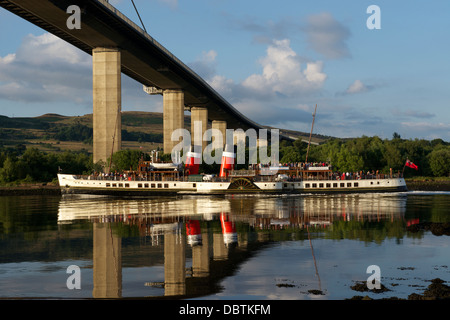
left=0, top=184, right=61, bottom=196
left=0, top=179, right=449, bottom=196
left=405, top=179, right=450, bottom=192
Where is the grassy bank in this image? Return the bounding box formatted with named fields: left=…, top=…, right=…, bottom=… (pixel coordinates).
left=405, top=176, right=450, bottom=191
left=0, top=182, right=61, bottom=196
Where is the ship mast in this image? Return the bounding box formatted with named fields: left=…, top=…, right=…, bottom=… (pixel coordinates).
left=305, top=104, right=317, bottom=164
left=108, top=104, right=121, bottom=173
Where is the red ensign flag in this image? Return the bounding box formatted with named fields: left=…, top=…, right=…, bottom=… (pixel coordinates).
left=405, top=159, right=418, bottom=170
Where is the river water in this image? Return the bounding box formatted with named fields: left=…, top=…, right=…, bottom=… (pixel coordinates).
left=0, top=191, right=449, bottom=300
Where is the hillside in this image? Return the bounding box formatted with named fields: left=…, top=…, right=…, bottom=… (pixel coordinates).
left=0, top=111, right=328, bottom=154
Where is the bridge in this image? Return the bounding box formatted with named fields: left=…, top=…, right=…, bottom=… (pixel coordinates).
left=0, top=0, right=291, bottom=165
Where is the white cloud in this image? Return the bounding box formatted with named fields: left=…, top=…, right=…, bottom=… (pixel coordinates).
left=0, top=33, right=92, bottom=104
left=191, top=40, right=327, bottom=101
left=0, top=32, right=151, bottom=114
left=337, top=79, right=380, bottom=96
left=188, top=50, right=218, bottom=80
left=187, top=39, right=327, bottom=129
left=209, top=75, right=234, bottom=96
left=0, top=53, right=16, bottom=64
left=241, top=39, right=326, bottom=96
left=16, top=33, right=89, bottom=67
left=346, top=80, right=368, bottom=94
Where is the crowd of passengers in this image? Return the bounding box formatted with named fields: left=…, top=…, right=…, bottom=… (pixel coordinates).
left=86, top=171, right=165, bottom=181
left=83, top=167, right=399, bottom=182
left=249, top=162, right=331, bottom=170
left=277, top=169, right=400, bottom=182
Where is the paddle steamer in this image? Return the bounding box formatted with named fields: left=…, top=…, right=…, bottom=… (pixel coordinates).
left=57, top=150, right=407, bottom=196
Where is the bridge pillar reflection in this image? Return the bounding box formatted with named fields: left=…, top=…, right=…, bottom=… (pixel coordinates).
left=92, top=223, right=122, bottom=298
left=164, top=227, right=186, bottom=296
left=92, top=47, right=121, bottom=167
left=163, top=89, right=184, bottom=154
left=192, top=232, right=210, bottom=277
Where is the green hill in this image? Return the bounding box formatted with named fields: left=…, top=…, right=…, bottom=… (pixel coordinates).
left=0, top=111, right=327, bottom=154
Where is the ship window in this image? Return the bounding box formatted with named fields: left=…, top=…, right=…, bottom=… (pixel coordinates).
left=354, top=182, right=359, bottom=187
left=347, top=183, right=352, bottom=187
left=371, top=181, right=374, bottom=185
left=151, top=183, right=155, bottom=188
left=340, top=183, right=345, bottom=188
left=144, top=183, right=149, bottom=188
left=157, top=183, right=162, bottom=188
left=164, top=184, right=169, bottom=188
left=193, top=183, right=196, bottom=188
left=284, top=184, right=288, bottom=188
left=312, top=183, right=317, bottom=188
left=112, top=183, right=117, bottom=187
left=125, top=184, right=130, bottom=188
left=326, top=183, right=331, bottom=188
left=119, top=183, right=123, bottom=188
left=333, top=183, right=338, bottom=188
left=106, top=183, right=110, bottom=187
left=319, top=183, right=324, bottom=188
left=305, top=184, right=310, bottom=188
left=138, top=184, right=142, bottom=188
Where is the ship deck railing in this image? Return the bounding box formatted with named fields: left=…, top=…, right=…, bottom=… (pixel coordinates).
left=71, top=172, right=403, bottom=183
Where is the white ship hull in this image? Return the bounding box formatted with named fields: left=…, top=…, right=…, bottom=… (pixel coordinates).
left=57, top=173, right=408, bottom=196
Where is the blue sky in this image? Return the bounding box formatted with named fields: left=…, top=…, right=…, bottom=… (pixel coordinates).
left=0, top=0, right=449, bottom=141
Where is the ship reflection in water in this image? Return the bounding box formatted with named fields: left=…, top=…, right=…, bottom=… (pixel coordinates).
left=57, top=193, right=409, bottom=299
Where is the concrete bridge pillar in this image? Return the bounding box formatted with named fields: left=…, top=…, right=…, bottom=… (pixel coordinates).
left=92, top=47, right=121, bottom=167
left=163, top=89, right=184, bottom=154
left=191, top=107, right=208, bottom=154
left=212, top=120, right=227, bottom=151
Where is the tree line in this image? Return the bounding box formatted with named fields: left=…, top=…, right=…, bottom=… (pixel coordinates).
left=0, top=134, right=449, bottom=184
left=280, top=134, right=449, bottom=177
left=0, top=146, right=95, bottom=184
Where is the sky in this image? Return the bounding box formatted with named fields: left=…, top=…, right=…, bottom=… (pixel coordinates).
left=0, top=0, right=449, bottom=141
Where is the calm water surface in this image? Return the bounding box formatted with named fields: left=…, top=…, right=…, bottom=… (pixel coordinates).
left=0, top=192, right=449, bottom=299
